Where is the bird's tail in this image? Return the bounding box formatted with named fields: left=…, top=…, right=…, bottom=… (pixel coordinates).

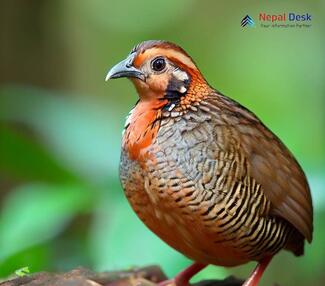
left=285, top=230, right=305, bottom=256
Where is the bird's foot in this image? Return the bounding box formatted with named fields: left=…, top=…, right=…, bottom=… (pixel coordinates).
left=158, top=262, right=207, bottom=286
left=242, top=256, right=272, bottom=286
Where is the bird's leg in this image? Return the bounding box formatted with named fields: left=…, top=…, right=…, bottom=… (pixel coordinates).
left=243, top=256, right=272, bottom=286
left=159, top=262, right=207, bottom=286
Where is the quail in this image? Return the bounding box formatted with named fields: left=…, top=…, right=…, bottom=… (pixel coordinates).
left=105, top=40, right=313, bottom=286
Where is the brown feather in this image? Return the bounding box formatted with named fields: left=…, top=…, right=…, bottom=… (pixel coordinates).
left=208, top=93, right=313, bottom=243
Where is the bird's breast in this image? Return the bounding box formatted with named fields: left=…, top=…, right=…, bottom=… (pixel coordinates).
left=120, top=111, right=249, bottom=265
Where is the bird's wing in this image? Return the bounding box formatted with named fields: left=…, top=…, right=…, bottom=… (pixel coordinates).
left=223, top=104, right=313, bottom=243
left=205, top=94, right=313, bottom=242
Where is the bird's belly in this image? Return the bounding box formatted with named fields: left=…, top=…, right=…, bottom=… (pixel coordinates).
left=120, top=151, right=251, bottom=267
left=125, top=181, right=251, bottom=267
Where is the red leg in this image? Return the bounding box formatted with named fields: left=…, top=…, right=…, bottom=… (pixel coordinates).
left=159, top=262, right=207, bottom=286
left=243, top=256, right=272, bottom=286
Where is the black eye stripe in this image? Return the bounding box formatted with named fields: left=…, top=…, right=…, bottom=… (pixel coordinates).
left=151, top=57, right=166, bottom=72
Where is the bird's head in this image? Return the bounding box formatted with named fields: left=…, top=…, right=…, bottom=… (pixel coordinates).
left=106, top=40, right=210, bottom=110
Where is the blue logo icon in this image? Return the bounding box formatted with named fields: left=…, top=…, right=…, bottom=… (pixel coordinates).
left=241, top=15, right=255, bottom=27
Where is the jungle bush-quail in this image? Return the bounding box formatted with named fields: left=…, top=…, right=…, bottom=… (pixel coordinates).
left=105, top=40, right=313, bottom=286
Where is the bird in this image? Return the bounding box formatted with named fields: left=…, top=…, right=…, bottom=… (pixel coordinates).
left=105, top=40, right=313, bottom=286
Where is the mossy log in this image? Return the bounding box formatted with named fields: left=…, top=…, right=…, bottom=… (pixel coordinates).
left=0, top=266, right=245, bottom=286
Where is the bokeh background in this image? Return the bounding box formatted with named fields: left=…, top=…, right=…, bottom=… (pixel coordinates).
left=0, top=0, right=324, bottom=285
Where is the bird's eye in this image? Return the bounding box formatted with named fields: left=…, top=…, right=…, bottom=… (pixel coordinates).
left=151, top=57, right=166, bottom=72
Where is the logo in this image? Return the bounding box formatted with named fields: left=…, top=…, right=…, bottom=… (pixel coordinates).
left=241, top=15, right=255, bottom=27
left=259, top=12, right=312, bottom=22
left=241, top=12, right=312, bottom=29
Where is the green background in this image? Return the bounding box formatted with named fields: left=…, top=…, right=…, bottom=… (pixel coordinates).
left=0, top=0, right=324, bottom=285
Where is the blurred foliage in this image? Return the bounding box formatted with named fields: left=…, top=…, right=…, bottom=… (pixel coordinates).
left=0, top=1, right=324, bottom=286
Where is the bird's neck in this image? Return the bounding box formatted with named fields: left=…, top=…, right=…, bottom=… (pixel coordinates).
left=178, top=78, right=212, bottom=108
left=122, top=77, right=212, bottom=162
left=122, top=98, right=166, bottom=162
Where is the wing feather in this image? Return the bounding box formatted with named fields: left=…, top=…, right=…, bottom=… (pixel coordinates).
left=207, top=95, right=313, bottom=242
left=236, top=113, right=313, bottom=242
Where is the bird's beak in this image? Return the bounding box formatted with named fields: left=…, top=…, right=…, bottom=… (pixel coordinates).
left=105, top=54, right=145, bottom=81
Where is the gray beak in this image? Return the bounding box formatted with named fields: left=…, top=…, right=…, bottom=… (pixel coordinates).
left=105, top=54, right=145, bottom=81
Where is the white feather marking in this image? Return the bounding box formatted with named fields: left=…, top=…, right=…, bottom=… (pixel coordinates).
left=122, top=108, right=134, bottom=135
left=179, top=86, right=187, bottom=93
left=173, top=69, right=189, bottom=81
left=168, top=103, right=176, bottom=111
